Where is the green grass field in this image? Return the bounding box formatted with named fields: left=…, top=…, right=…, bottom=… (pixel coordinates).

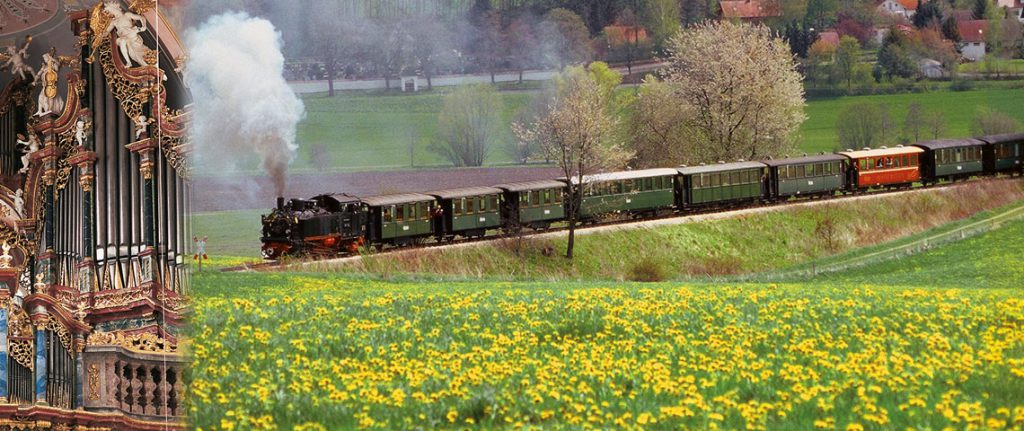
left=196, top=85, right=1024, bottom=175
left=188, top=230, right=1024, bottom=429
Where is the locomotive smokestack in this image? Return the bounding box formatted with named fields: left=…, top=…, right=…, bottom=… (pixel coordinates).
left=277, top=196, right=285, bottom=210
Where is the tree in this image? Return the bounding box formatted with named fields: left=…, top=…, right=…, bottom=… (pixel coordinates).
left=379, top=19, right=412, bottom=90
left=613, top=7, right=642, bottom=76
left=805, top=39, right=836, bottom=85
left=877, top=31, right=917, bottom=81
left=430, top=85, right=502, bottom=167
left=912, top=0, right=943, bottom=28
left=307, top=0, right=363, bottom=97
left=942, top=16, right=961, bottom=43
left=971, top=107, right=1023, bottom=135
left=475, top=11, right=507, bottom=83
left=784, top=20, right=818, bottom=58
left=629, top=78, right=691, bottom=168
left=514, top=65, right=630, bottom=259
left=638, top=21, right=805, bottom=165
left=972, top=0, right=990, bottom=20
left=834, top=36, right=861, bottom=91
left=924, top=110, right=947, bottom=139
left=836, top=102, right=895, bottom=149
left=639, top=0, right=681, bottom=49
left=505, top=16, right=538, bottom=84
left=540, top=8, right=593, bottom=70
left=904, top=102, right=925, bottom=142
left=407, top=16, right=453, bottom=90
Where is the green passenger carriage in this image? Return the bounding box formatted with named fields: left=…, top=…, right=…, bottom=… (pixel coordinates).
left=426, top=187, right=503, bottom=239
left=494, top=180, right=566, bottom=230
left=566, top=168, right=678, bottom=219
left=914, top=139, right=987, bottom=182
left=677, top=162, right=768, bottom=208
left=764, top=154, right=847, bottom=199
left=361, top=193, right=437, bottom=246
left=980, top=133, right=1024, bottom=174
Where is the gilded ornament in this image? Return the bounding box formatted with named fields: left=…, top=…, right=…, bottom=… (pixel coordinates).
left=87, top=331, right=176, bottom=353
left=88, top=363, right=100, bottom=400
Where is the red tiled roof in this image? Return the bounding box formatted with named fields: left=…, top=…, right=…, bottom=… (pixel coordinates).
left=818, top=31, right=840, bottom=46
left=958, top=20, right=988, bottom=43
left=720, top=0, right=782, bottom=19
left=877, top=0, right=924, bottom=11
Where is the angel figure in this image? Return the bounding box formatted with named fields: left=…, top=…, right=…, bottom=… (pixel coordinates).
left=33, top=52, right=64, bottom=117
left=2, top=36, right=34, bottom=81
left=104, top=1, right=150, bottom=67
left=75, top=118, right=90, bottom=147
left=134, top=114, right=154, bottom=139
left=0, top=242, right=12, bottom=269
left=12, top=189, right=24, bottom=218
left=18, top=133, right=40, bottom=174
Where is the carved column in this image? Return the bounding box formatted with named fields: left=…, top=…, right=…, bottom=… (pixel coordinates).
left=31, top=127, right=60, bottom=295
left=73, top=333, right=84, bottom=409
left=0, top=289, right=9, bottom=403
left=34, top=325, right=46, bottom=405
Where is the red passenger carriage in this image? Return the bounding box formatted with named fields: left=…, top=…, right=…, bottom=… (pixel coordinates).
left=839, top=146, right=924, bottom=190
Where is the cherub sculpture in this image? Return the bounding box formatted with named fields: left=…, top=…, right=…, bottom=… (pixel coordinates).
left=12, top=189, right=24, bottom=218
left=33, top=52, right=64, bottom=117
left=0, top=242, right=12, bottom=269
left=2, top=36, right=34, bottom=81
left=18, top=133, right=40, bottom=174
left=134, top=114, right=154, bottom=139
left=75, top=118, right=90, bottom=147
left=104, top=1, right=150, bottom=67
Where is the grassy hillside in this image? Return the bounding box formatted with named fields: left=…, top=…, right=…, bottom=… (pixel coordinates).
left=293, top=179, right=1024, bottom=281
left=802, top=217, right=1024, bottom=288
left=197, top=85, right=1024, bottom=174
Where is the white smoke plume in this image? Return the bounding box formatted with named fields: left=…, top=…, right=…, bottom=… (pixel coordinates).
left=186, top=12, right=304, bottom=197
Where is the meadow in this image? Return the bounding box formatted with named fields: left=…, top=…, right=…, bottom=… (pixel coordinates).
left=188, top=275, right=1024, bottom=430
left=197, top=85, right=1024, bottom=174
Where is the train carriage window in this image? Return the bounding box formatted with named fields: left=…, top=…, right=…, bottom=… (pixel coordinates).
left=694, top=175, right=703, bottom=189
left=859, top=159, right=867, bottom=171
left=395, top=205, right=405, bottom=222
left=531, top=191, right=540, bottom=207
left=478, top=197, right=486, bottom=212
left=624, top=179, right=633, bottom=193
left=489, top=195, right=498, bottom=211
left=911, top=154, right=918, bottom=166
left=455, top=199, right=464, bottom=215
left=384, top=206, right=393, bottom=222
left=812, top=164, right=821, bottom=176
left=468, top=197, right=477, bottom=214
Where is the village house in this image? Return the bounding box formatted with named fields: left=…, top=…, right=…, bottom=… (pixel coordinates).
left=958, top=19, right=988, bottom=60
left=876, top=0, right=923, bottom=19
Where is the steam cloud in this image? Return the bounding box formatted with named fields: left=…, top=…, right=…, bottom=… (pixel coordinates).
left=186, top=13, right=304, bottom=197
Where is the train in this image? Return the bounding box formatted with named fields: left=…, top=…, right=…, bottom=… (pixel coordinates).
left=260, top=133, right=1024, bottom=259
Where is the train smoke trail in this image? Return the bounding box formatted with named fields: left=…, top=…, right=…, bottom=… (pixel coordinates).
left=186, top=12, right=304, bottom=197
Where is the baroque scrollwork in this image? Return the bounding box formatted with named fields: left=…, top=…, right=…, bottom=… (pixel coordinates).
left=45, top=315, right=73, bottom=355
left=8, top=304, right=34, bottom=369
left=87, top=331, right=176, bottom=353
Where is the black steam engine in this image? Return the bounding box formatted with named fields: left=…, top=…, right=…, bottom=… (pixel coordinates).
left=261, top=194, right=367, bottom=259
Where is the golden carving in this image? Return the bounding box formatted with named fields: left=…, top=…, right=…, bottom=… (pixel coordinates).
left=8, top=305, right=34, bottom=370
left=87, top=331, right=176, bottom=353
left=45, top=316, right=73, bottom=355
left=129, top=0, right=157, bottom=14
left=92, top=287, right=146, bottom=309
left=96, top=42, right=144, bottom=120
left=88, top=3, right=113, bottom=63
left=88, top=364, right=100, bottom=400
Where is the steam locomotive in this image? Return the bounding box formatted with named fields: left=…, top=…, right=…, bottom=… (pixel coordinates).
left=261, top=133, right=1024, bottom=259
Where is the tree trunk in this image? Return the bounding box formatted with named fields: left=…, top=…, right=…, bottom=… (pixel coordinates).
left=518, top=68, right=523, bottom=84
left=490, top=69, right=496, bottom=84
left=327, top=60, right=336, bottom=97
left=385, top=74, right=391, bottom=90
left=427, top=73, right=432, bottom=90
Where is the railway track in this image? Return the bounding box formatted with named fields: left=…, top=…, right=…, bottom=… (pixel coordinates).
left=222, top=176, right=1022, bottom=273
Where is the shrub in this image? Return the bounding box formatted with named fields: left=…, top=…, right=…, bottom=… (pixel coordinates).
left=627, top=256, right=667, bottom=282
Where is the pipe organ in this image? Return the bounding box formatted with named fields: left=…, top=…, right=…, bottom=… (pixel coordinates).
left=0, top=1, right=190, bottom=430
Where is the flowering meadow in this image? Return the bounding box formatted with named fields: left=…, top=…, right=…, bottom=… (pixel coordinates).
left=187, top=274, right=1024, bottom=430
